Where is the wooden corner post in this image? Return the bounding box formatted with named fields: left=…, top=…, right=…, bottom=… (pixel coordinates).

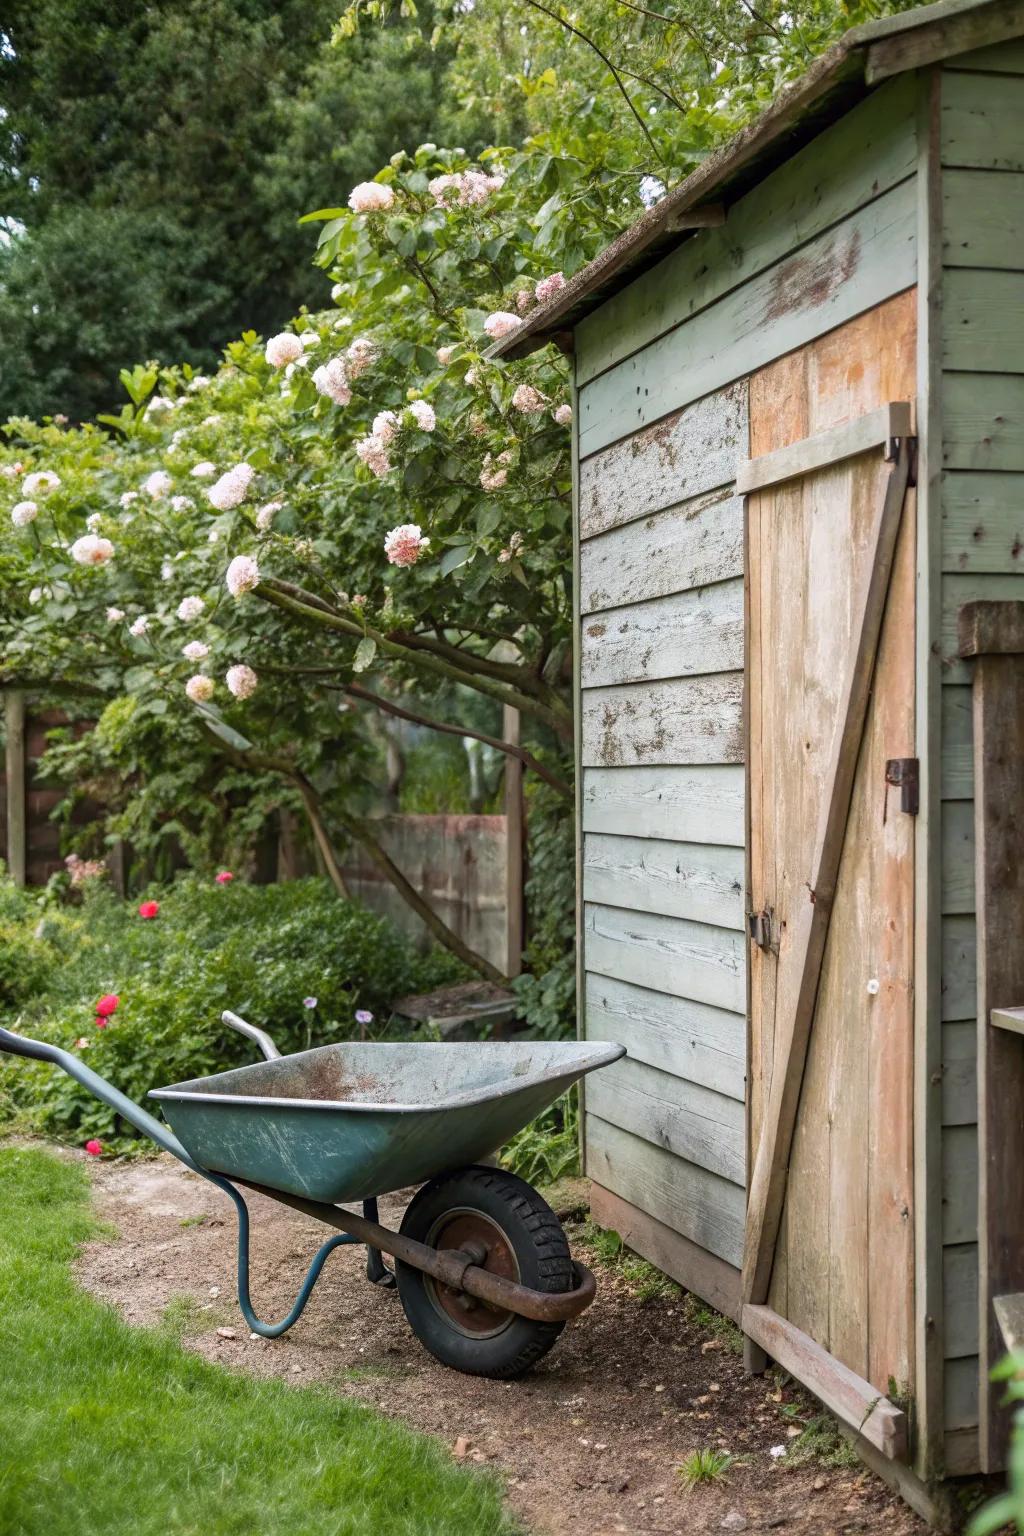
left=4, top=691, right=27, bottom=887
left=958, top=599, right=1024, bottom=1474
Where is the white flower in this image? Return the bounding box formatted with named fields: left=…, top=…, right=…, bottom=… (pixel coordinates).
left=161, top=560, right=174, bottom=580
left=145, top=394, right=175, bottom=415
left=177, top=596, right=206, bottom=622
left=299, top=331, right=320, bottom=350
left=498, top=531, right=524, bottom=562
left=23, top=471, right=60, bottom=497
left=129, top=615, right=149, bottom=638
left=191, top=461, right=217, bottom=479
left=479, top=455, right=508, bottom=493
left=515, top=288, right=535, bottom=313
left=372, top=410, right=400, bottom=446
left=553, top=402, right=573, bottom=426
left=436, top=345, right=455, bottom=366
left=408, top=399, right=436, bottom=432
left=384, top=523, right=430, bottom=567
left=512, top=383, right=546, bottom=414
left=346, top=337, right=377, bottom=379
left=168, top=429, right=188, bottom=450
left=483, top=312, right=521, bottom=340
left=312, top=357, right=351, bottom=406
left=208, top=529, right=220, bottom=543
left=355, top=435, right=391, bottom=478
left=28, top=586, right=43, bottom=604
left=535, top=271, right=566, bottom=304
left=106, top=606, right=125, bottom=623
left=187, top=375, right=210, bottom=393
left=207, top=463, right=255, bottom=512
left=86, top=512, right=101, bottom=530
left=255, top=501, right=281, bottom=533
left=11, top=501, right=38, bottom=527
left=186, top=674, right=215, bottom=703
left=171, top=495, right=195, bottom=513
left=226, top=555, right=260, bottom=597
left=182, top=641, right=209, bottom=661
left=70, top=534, right=114, bottom=566
left=226, top=663, right=258, bottom=699
left=348, top=181, right=395, bottom=213
left=1, top=464, right=22, bottom=479
left=202, top=414, right=222, bottom=429
left=120, top=490, right=139, bottom=508
left=265, top=332, right=303, bottom=368
left=331, top=282, right=344, bottom=302
left=144, top=470, right=173, bottom=499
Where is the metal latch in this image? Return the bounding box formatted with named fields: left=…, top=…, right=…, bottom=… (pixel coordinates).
left=885, top=757, right=920, bottom=817
left=748, top=909, right=773, bottom=950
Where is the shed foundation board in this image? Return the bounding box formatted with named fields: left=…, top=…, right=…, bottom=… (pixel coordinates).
left=589, top=1182, right=741, bottom=1321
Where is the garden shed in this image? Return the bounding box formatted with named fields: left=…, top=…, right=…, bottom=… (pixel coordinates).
left=493, top=0, right=1024, bottom=1513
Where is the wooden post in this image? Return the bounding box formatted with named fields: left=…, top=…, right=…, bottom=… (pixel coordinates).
left=503, top=704, right=525, bottom=978
left=958, top=599, right=1024, bottom=1474
left=4, top=691, right=26, bottom=887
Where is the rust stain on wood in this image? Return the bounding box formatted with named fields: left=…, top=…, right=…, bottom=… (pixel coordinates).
left=764, top=228, right=862, bottom=325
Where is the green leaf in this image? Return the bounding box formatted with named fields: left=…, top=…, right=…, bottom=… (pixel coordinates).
left=440, top=545, right=472, bottom=577
left=476, top=504, right=502, bottom=537
left=194, top=703, right=253, bottom=753
left=353, top=636, right=377, bottom=673
left=298, top=207, right=347, bottom=224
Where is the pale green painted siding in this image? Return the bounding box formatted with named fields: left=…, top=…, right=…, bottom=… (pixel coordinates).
left=938, top=40, right=1024, bottom=1468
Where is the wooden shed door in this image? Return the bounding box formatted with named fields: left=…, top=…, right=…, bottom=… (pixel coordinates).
left=743, top=296, right=918, bottom=1428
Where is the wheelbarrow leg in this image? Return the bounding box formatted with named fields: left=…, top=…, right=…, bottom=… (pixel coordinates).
left=363, top=1199, right=396, bottom=1288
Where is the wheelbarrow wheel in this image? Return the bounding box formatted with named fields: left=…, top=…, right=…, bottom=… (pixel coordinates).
left=395, top=1165, right=573, bottom=1379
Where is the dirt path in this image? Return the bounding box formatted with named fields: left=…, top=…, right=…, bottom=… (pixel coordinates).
left=79, top=1154, right=930, bottom=1536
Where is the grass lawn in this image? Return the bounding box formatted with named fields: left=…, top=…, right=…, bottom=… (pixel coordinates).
left=0, top=1146, right=519, bottom=1536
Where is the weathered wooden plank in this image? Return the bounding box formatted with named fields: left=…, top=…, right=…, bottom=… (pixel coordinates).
left=944, top=1353, right=980, bottom=1431
left=959, top=597, right=1024, bottom=655
left=992, top=1006, right=1024, bottom=1035
left=941, top=70, right=1024, bottom=172
left=942, top=913, right=977, bottom=1022
left=942, top=799, right=976, bottom=914
left=579, top=389, right=747, bottom=535
left=942, top=169, right=1024, bottom=269
left=941, top=575, right=1024, bottom=684
left=586, top=1113, right=745, bottom=1266
left=584, top=902, right=746, bottom=1014
left=3, top=691, right=26, bottom=888
left=869, top=6, right=1024, bottom=82
left=943, top=373, right=1024, bottom=474
left=581, top=765, right=745, bottom=846
left=589, top=1181, right=741, bottom=1320
left=587, top=1054, right=745, bottom=1185
left=944, top=1424, right=981, bottom=1475
left=942, top=471, right=1024, bottom=575
left=942, top=1019, right=978, bottom=1126
left=583, top=832, right=744, bottom=930
left=741, top=1306, right=908, bottom=1461
left=941, top=686, right=974, bottom=798
left=994, top=1293, right=1024, bottom=1351
left=943, top=1244, right=980, bottom=1358
left=578, top=181, right=918, bottom=459
left=584, top=972, right=745, bottom=1101
left=942, top=1123, right=979, bottom=1244
left=944, top=36, right=1024, bottom=72
left=736, top=403, right=913, bottom=495
left=581, top=581, right=744, bottom=689
left=580, top=673, right=744, bottom=768
left=574, top=76, right=917, bottom=386
left=943, top=270, right=1024, bottom=374
left=580, top=493, right=743, bottom=612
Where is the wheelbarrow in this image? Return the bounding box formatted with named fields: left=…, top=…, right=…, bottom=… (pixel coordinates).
left=0, top=1014, right=624, bottom=1379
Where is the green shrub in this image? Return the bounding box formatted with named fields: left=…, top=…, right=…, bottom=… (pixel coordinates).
left=0, top=923, right=55, bottom=1009
left=0, top=874, right=462, bottom=1148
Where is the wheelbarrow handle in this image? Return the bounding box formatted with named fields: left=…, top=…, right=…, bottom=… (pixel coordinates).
left=0, top=1024, right=200, bottom=1170
left=221, top=1011, right=281, bottom=1061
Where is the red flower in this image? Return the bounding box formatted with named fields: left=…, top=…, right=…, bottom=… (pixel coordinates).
left=138, top=901, right=160, bottom=919
left=215, top=871, right=234, bottom=885
left=95, top=1017, right=108, bottom=1029
left=84, top=1139, right=103, bottom=1157
left=95, top=993, right=119, bottom=1018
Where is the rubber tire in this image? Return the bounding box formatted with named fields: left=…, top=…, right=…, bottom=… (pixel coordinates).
left=395, top=1165, right=573, bottom=1379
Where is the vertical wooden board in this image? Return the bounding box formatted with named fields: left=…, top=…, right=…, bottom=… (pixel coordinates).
left=943, top=270, right=1024, bottom=374
left=586, top=1055, right=746, bottom=1185
left=941, top=800, right=976, bottom=914
left=942, top=169, right=1024, bottom=269
left=941, top=687, right=974, bottom=799
left=574, top=75, right=918, bottom=387
left=944, top=1354, right=980, bottom=1430
left=943, top=1244, right=980, bottom=1359
left=580, top=672, right=744, bottom=768
left=582, top=832, right=745, bottom=929
left=942, top=1019, right=978, bottom=1126
left=942, top=1124, right=979, bottom=1243
left=578, top=386, right=747, bottom=536
left=577, top=181, right=918, bottom=459
left=941, top=71, right=1024, bottom=172
left=943, top=373, right=1024, bottom=473
left=580, top=580, right=744, bottom=689
left=581, top=765, right=745, bottom=845
left=580, top=498, right=743, bottom=614
left=942, top=471, right=1024, bottom=575
left=584, top=903, right=746, bottom=1014
left=584, top=972, right=746, bottom=1101
left=747, top=292, right=916, bottom=1387
left=586, top=1113, right=746, bottom=1265
left=942, top=913, right=977, bottom=1021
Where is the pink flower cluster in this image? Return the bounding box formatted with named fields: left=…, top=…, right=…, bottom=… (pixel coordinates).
left=428, top=170, right=505, bottom=208
left=207, top=463, right=255, bottom=512
left=348, top=182, right=395, bottom=214
left=484, top=312, right=520, bottom=340
left=226, top=554, right=260, bottom=597
left=65, top=852, right=107, bottom=887
left=312, top=357, right=351, bottom=406
left=265, top=333, right=303, bottom=369
left=70, top=534, right=114, bottom=566
left=226, top=663, right=258, bottom=700
left=384, top=523, right=430, bottom=567
left=356, top=434, right=391, bottom=478
left=480, top=451, right=512, bottom=492
left=512, top=383, right=546, bottom=415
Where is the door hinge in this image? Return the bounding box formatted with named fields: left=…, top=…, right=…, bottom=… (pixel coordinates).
left=748, top=909, right=773, bottom=950
left=885, top=757, right=920, bottom=816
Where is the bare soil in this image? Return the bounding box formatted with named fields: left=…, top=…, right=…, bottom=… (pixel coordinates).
left=78, top=1154, right=931, bottom=1536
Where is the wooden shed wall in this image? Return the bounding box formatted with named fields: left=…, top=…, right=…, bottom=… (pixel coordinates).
left=573, top=76, right=920, bottom=1316
left=936, top=40, right=1024, bottom=1474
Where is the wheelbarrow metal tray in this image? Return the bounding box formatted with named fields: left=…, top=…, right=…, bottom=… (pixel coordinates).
left=149, top=1039, right=624, bottom=1204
